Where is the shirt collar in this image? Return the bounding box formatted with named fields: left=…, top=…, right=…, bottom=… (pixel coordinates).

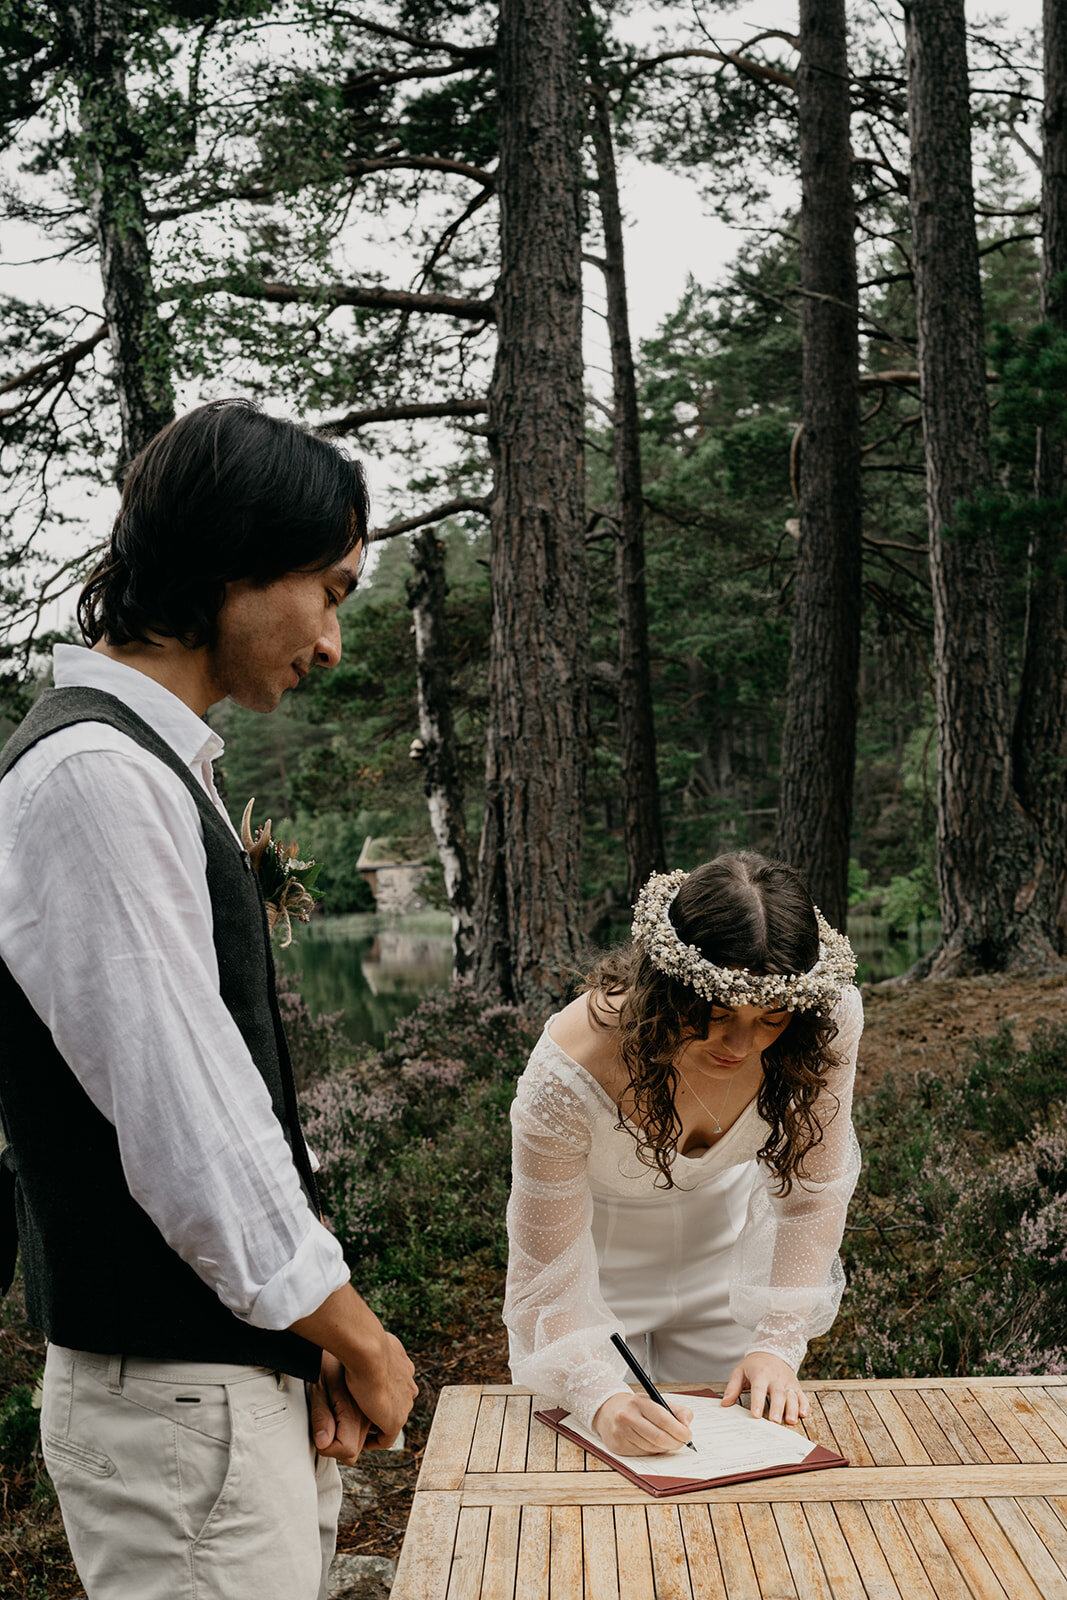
left=52, top=644, right=225, bottom=772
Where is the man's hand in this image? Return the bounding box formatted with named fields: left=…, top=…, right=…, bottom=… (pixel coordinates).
left=721, top=1351, right=808, bottom=1425
left=592, top=1391, right=694, bottom=1456
left=291, top=1284, right=418, bottom=1448
left=309, top=1353, right=372, bottom=1463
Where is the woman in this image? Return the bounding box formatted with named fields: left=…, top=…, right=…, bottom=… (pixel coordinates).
left=504, top=852, right=862, bottom=1457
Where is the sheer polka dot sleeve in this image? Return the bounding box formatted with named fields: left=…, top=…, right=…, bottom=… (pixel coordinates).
left=730, top=985, right=864, bottom=1372
left=503, top=1038, right=631, bottom=1430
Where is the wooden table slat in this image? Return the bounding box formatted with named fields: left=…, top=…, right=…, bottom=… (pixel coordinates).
left=842, top=1389, right=906, bottom=1466
left=647, top=1504, right=695, bottom=1600
left=892, top=1389, right=964, bottom=1466
left=467, top=1396, right=507, bottom=1475
left=391, top=1491, right=462, bottom=1600
left=418, top=1389, right=486, bottom=1491
left=816, top=1389, right=878, bottom=1466
left=971, top=1387, right=1062, bottom=1463
left=580, top=1505, right=619, bottom=1600
left=446, top=1507, right=491, bottom=1600
left=709, top=1504, right=762, bottom=1600
left=860, top=1501, right=941, bottom=1600
left=479, top=1506, right=521, bottom=1600
left=740, top=1502, right=801, bottom=1599
left=525, top=1401, right=558, bottom=1473
left=801, top=1501, right=868, bottom=1599
left=548, top=1506, right=582, bottom=1598
left=894, top=1499, right=985, bottom=1600
left=999, top=1389, right=1067, bottom=1462
left=986, top=1497, right=1067, bottom=1596
left=869, top=1389, right=935, bottom=1466
left=771, top=1502, right=835, bottom=1600
left=942, top=1389, right=1021, bottom=1465
left=676, top=1505, right=728, bottom=1600
left=1014, top=1496, right=1067, bottom=1577
left=1030, top=1392, right=1067, bottom=1452
left=914, top=1388, right=993, bottom=1465
left=553, top=1430, right=586, bottom=1473
left=921, top=1498, right=1013, bottom=1600
left=797, top=1393, right=841, bottom=1456
left=515, top=1506, right=550, bottom=1600
left=832, top=1501, right=906, bottom=1600
left=611, top=1505, right=656, bottom=1600
left=456, top=1461, right=1067, bottom=1505
left=950, top=1498, right=1058, bottom=1600
left=497, top=1396, right=532, bottom=1474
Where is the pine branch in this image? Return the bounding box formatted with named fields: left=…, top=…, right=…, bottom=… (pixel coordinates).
left=173, top=279, right=496, bottom=321
left=313, top=8, right=493, bottom=62
left=626, top=47, right=795, bottom=91
left=374, top=496, right=490, bottom=539
left=0, top=323, right=108, bottom=399
left=147, top=155, right=494, bottom=223
left=319, top=399, right=487, bottom=435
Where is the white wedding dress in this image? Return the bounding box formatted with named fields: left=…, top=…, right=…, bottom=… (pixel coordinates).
left=504, top=987, right=863, bottom=1429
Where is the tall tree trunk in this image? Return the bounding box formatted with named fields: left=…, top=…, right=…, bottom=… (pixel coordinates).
left=406, top=528, right=477, bottom=978
left=905, top=0, right=1050, bottom=972
left=64, top=0, right=173, bottom=469
left=588, top=79, right=666, bottom=904
left=473, top=0, right=589, bottom=1007
left=1011, top=0, right=1067, bottom=958
left=775, top=0, right=862, bottom=931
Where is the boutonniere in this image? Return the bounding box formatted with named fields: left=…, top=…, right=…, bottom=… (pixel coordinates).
left=241, top=799, right=324, bottom=947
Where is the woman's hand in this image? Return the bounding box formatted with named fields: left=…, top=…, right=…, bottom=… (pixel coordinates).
left=592, top=1392, right=694, bottom=1455
left=721, top=1352, right=809, bottom=1425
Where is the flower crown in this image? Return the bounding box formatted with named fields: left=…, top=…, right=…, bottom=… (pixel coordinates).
left=631, top=869, right=856, bottom=1013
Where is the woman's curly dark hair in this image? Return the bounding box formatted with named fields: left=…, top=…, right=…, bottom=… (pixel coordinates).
left=586, top=852, right=844, bottom=1194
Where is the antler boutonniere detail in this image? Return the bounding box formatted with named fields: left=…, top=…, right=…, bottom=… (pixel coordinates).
left=241, top=799, right=324, bottom=948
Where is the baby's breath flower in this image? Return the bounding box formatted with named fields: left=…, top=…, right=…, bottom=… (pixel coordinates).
left=631, top=868, right=856, bottom=1013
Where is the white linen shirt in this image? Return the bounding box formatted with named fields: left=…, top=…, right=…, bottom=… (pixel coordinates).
left=0, top=645, right=349, bottom=1330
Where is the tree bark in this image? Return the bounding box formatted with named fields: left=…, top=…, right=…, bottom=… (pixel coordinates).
left=775, top=0, right=862, bottom=931
left=473, top=0, right=589, bottom=1007
left=1011, top=0, right=1067, bottom=956
left=905, top=0, right=1052, bottom=971
left=63, top=0, right=173, bottom=469
left=406, top=529, right=477, bottom=978
left=588, top=78, right=666, bottom=904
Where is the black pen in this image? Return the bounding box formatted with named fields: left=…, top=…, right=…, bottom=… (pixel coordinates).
left=610, top=1333, right=698, bottom=1451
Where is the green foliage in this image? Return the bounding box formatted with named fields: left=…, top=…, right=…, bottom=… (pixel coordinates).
left=0, top=1383, right=38, bottom=1472
left=300, top=985, right=539, bottom=1343
left=812, top=1024, right=1067, bottom=1380
left=881, top=863, right=939, bottom=935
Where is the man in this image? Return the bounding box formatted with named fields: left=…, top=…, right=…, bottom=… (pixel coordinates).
left=0, top=399, right=417, bottom=1600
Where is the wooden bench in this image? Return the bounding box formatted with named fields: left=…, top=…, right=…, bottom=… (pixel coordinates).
left=391, top=1376, right=1067, bottom=1598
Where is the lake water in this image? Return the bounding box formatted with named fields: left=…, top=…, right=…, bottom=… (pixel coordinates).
left=277, top=911, right=938, bottom=1051
left=275, top=913, right=452, bottom=1051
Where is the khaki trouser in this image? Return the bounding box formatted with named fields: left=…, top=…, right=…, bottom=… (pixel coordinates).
left=41, top=1344, right=342, bottom=1600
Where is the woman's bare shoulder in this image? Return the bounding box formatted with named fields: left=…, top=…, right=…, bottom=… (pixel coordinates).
left=546, top=989, right=623, bottom=1089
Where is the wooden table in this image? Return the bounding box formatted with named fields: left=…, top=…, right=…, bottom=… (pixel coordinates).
left=391, top=1377, right=1067, bottom=1598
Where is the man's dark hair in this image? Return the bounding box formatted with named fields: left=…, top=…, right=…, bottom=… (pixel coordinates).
left=78, top=399, right=370, bottom=648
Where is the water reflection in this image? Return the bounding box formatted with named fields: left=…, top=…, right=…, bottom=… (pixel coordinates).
left=848, top=914, right=940, bottom=983
left=275, top=914, right=452, bottom=1050
left=277, top=911, right=940, bottom=1053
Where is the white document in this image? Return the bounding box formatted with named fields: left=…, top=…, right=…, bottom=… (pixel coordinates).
left=562, top=1395, right=815, bottom=1481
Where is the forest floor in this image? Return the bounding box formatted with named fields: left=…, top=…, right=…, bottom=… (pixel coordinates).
left=3, top=968, right=1065, bottom=1596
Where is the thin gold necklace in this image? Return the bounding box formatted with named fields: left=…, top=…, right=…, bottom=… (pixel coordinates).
left=677, top=1067, right=734, bottom=1135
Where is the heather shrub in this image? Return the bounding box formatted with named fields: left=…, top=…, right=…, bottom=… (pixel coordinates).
left=300, top=984, right=540, bottom=1342
left=812, top=1021, right=1067, bottom=1380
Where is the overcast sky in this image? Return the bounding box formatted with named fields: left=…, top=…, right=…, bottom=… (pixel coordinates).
left=0, top=0, right=1046, bottom=621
